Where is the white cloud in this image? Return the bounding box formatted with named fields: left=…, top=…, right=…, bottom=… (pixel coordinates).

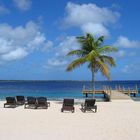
left=122, top=63, right=140, bottom=73
left=0, top=21, right=51, bottom=63
left=0, top=38, right=13, bottom=54
left=13, top=0, right=32, bottom=11
left=114, top=36, right=140, bottom=48
left=114, top=50, right=137, bottom=58
left=0, top=5, right=9, bottom=14
left=115, top=50, right=126, bottom=58
left=1, top=48, right=28, bottom=61
left=45, top=36, right=80, bottom=69
left=122, top=65, right=129, bottom=73
left=55, top=36, right=80, bottom=57
left=42, top=40, right=53, bottom=51
left=47, top=59, right=67, bottom=67
left=63, top=2, right=120, bottom=36
left=81, top=23, right=109, bottom=36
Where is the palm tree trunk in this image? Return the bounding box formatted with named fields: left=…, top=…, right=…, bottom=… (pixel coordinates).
left=91, top=68, right=95, bottom=98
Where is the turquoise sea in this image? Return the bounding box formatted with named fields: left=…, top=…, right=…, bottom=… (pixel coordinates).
left=0, top=80, right=140, bottom=101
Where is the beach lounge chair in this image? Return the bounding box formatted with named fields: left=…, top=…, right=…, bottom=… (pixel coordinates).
left=81, top=99, right=97, bottom=113
left=24, top=97, right=37, bottom=109
left=61, top=99, right=75, bottom=113
left=36, top=97, right=50, bottom=109
left=16, top=96, right=25, bottom=105
left=4, top=97, right=17, bottom=108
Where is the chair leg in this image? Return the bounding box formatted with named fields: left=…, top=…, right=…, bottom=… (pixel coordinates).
left=95, top=106, right=97, bottom=112
left=83, top=109, right=86, bottom=113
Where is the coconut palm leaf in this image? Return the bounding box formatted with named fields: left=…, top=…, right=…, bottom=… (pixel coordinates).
left=66, top=57, right=87, bottom=71
left=98, top=45, right=118, bottom=53
left=67, top=50, right=84, bottom=57
left=100, top=55, right=116, bottom=67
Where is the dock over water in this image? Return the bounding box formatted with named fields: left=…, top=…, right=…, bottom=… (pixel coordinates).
left=82, top=89, right=111, bottom=101
left=82, top=89, right=138, bottom=101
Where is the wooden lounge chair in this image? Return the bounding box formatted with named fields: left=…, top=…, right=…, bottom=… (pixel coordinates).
left=36, top=97, right=50, bottom=109
left=24, top=97, right=37, bottom=109
left=81, top=99, right=97, bottom=113
left=16, top=96, right=25, bottom=105
left=4, top=97, right=17, bottom=108
left=61, top=99, right=75, bottom=113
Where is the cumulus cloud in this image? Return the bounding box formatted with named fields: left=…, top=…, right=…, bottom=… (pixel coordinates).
left=55, top=36, right=80, bottom=57
left=63, top=2, right=120, bottom=36
left=45, top=36, right=80, bottom=69
left=42, top=40, right=53, bottom=51
left=122, top=62, right=140, bottom=73
left=114, top=36, right=140, bottom=48
left=115, top=50, right=126, bottom=58
left=113, top=49, right=137, bottom=58
left=0, top=21, right=52, bottom=63
left=81, top=23, right=109, bottom=36
left=47, top=59, right=68, bottom=67
left=122, top=65, right=130, bottom=73
left=0, top=5, right=9, bottom=15
left=1, top=48, right=28, bottom=61
left=13, top=0, right=32, bottom=11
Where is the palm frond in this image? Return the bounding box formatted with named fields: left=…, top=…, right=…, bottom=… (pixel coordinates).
left=95, top=36, right=104, bottom=46
left=100, top=55, right=116, bottom=67
left=95, top=60, right=110, bottom=80
left=99, top=45, right=118, bottom=53
left=86, top=50, right=100, bottom=61
left=66, top=57, right=87, bottom=71
left=67, top=50, right=85, bottom=57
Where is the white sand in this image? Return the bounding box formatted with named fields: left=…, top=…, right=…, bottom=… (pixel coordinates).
left=0, top=100, right=140, bottom=140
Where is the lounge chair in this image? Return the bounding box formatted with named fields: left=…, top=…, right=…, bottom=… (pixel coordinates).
left=61, top=99, right=75, bottom=113
left=24, top=97, right=37, bottom=109
left=36, top=97, right=50, bottom=109
left=16, top=96, right=25, bottom=105
left=4, top=97, right=17, bottom=108
left=81, top=99, right=97, bottom=113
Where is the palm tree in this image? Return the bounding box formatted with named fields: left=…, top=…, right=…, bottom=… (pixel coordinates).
left=66, top=33, right=118, bottom=97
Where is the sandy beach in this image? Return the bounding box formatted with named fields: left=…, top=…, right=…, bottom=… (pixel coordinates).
left=0, top=100, right=140, bottom=140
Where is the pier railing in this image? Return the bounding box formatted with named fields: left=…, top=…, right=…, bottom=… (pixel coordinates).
left=82, top=84, right=139, bottom=101
left=115, top=85, right=138, bottom=97
left=82, top=85, right=112, bottom=101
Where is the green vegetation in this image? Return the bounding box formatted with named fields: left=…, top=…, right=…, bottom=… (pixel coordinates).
left=66, top=33, right=118, bottom=97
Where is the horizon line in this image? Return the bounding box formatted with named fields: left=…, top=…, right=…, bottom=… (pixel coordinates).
left=0, top=80, right=139, bottom=82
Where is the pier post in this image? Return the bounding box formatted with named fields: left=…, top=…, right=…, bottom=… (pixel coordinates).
left=134, top=93, right=136, bottom=97
left=128, top=87, right=131, bottom=96
left=119, top=85, right=121, bottom=91
left=115, top=85, right=118, bottom=91
left=136, top=85, right=138, bottom=94
left=86, top=93, right=88, bottom=97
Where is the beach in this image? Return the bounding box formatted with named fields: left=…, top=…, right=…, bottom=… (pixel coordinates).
left=0, top=100, right=140, bottom=140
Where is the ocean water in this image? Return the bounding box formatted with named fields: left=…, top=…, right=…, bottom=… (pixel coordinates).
left=0, top=80, right=140, bottom=101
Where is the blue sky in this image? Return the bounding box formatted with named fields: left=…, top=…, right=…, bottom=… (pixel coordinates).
left=0, top=0, right=140, bottom=80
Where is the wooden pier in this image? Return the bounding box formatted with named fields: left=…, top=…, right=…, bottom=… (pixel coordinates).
left=117, top=85, right=139, bottom=97
left=82, top=85, right=139, bottom=101
left=82, top=89, right=133, bottom=101
left=82, top=89, right=111, bottom=101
